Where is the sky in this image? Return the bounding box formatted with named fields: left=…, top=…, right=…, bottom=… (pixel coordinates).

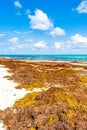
left=0, top=0, right=87, bottom=54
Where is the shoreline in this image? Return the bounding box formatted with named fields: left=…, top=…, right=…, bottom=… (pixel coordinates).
left=0, top=59, right=87, bottom=129
left=0, top=65, right=28, bottom=110
left=0, top=64, right=29, bottom=129
left=0, top=62, right=50, bottom=130
left=1, top=57, right=87, bottom=67
left=0, top=55, right=87, bottom=63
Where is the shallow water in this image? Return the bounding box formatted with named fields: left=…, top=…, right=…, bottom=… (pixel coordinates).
left=0, top=54, right=87, bottom=62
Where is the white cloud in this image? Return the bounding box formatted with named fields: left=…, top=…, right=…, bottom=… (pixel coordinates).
left=25, top=9, right=30, bottom=15
left=9, top=44, right=24, bottom=52
left=15, top=11, right=21, bottom=16
left=70, top=34, right=87, bottom=44
left=49, top=27, right=66, bottom=37
left=28, top=9, right=66, bottom=37
left=33, top=41, right=47, bottom=49
left=8, top=37, right=19, bottom=43
left=14, top=1, right=22, bottom=8
left=54, top=42, right=64, bottom=49
left=28, top=9, right=53, bottom=30
left=25, top=38, right=33, bottom=42
left=9, top=43, right=30, bottom=52
left=76, top=0, right=87, bottom=13
left=0, top=34, right=5, bottom=38
left=9, top=46, right=16, bottom=52
left=14, top=30, right=21, bottom=34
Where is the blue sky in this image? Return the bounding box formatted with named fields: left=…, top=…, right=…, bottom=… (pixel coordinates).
left=0, top=0, right=87, bottom=54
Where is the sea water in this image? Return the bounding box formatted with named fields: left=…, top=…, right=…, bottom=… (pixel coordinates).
left=0, top=54, right=87, bottom=62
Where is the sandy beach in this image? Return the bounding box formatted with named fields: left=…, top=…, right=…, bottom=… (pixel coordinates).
left=0, top=65, right=28, bottom=110
left=0, top=64, right=28, bottom=129
left=0, top=59, right=87, bottom=130
left=0, top=63, right=49, bottom=130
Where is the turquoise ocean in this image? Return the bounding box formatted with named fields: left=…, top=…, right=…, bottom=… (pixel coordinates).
left=0, top=55, right=87, bottom=62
